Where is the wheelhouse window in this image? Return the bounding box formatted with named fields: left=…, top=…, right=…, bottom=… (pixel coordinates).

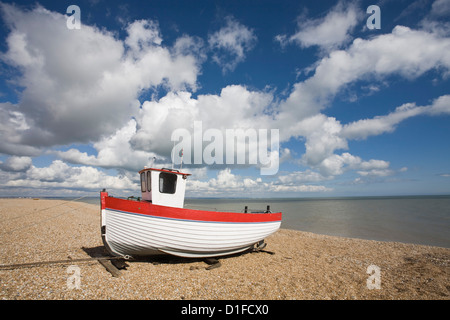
left=147, top=170, right=152, bottom=192
left=159, top=172, right=177, bottom=194
left=140, top=172, right=146, bottom=192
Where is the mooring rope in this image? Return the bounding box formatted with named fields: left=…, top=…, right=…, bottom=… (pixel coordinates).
left=0, top=195, right=112, bottom=269
left=1, top=195, right=89, bottom=223
left=0, top=255, right=129, bottom=270
left=0, top=202, right=83, bottom=236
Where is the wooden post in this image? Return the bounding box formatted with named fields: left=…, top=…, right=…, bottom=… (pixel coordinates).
left=98, top=259, right=122, bottom=277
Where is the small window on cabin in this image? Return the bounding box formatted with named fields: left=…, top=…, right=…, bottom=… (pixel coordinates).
left=140, top=172, right=146, bottom=192
left=159, top=172, right=177, bottom=194
left=147, top=171, right=152, bottom=192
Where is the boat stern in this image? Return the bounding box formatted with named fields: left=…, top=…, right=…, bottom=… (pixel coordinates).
left=100, top=189, right=121, bottom=257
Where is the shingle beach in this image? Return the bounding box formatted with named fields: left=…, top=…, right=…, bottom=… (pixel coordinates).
left=1, top=198, right=448, bottom=300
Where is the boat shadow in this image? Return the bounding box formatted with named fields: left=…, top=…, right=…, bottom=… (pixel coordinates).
left=81, top=245, right=263, bottom=270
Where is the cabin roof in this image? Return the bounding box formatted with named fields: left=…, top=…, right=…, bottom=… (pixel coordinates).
left=138, top=167, right=191, bottom=176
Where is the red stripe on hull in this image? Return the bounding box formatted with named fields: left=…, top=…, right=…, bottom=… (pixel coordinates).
left=101, top=192, right=281, bottom=223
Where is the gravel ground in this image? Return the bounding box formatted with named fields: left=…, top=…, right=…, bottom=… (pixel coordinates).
left=0, top=198, right=449, bottom=300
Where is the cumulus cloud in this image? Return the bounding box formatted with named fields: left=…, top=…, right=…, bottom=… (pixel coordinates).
left=56, top=119, right=159, bottom=171
left=0, top=102, right=40, bottom=156
left=293, top=94, right=450, bottom=178
left=318, top=153, right=391, bottom=177
left=131, top=85, right=275, bottom=158
left=430, top=0, right=450, bottom=17
left=125, top=19, right=162, bottom=52
left=0, top=159, right=137, bottom=196
left=278, top=170, right=331, bottom=184
left=0, top=156, right=32, bottom=172
left=208, top=16, right=257, bottom=73
left=273, top=24, right=450, bottom=179
left=186, top=168, right=331, bottom=196
left=313, top=26, right=450, bottom=85
left=276, top=1, right=361, bottom=50
left=341, top=95, right=450, bottom=140
left=55, top=85, right=278, bottom=174
left=277, top=25, right=450, bottom=133
left=276, top=93, right=450, bottom=179
left=188, top=168, right=259, bottom=196
left=417, top=0, right=450, bottom=36
left=0, top=3, right=202, bottom=153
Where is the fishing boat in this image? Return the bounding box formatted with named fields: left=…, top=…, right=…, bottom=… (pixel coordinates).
left=100, top=167, right=282, bottom=258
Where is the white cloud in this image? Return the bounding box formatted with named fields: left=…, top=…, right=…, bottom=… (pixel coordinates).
left=313, top=25, right=450, bottom=85
left=27, top=160, right=72, bottom=182
left=277, top=25, right=450, bottom=132
left=172, top=35, right=206, bottom=62
left=0, top=3, right=202, bottom=153
left=357, top=169, right=394, bottom=177
left=292, top=94, right=450, bottom=178
left=56, top=85, right=277, bottom=173
left=268, top=184, right=332, bottom=193
left=186, top=168, right=331, bottom=196
left=208, top=16, right=257, bottom=73
left=278, top=170, right=330, bottom=184
left=342, top=95, right=450, bottom=140
left=430, top=0, right=450, bottom=17
left=0, top=102, right=40, bottom=156
left=125, top=19, right=162, bottom=53
left=317, top=153, right=358, bottom=176
left=419, top=0, right=450, bottom=36
left=187, top=168, right=252, bottom=195
left=316, top=153, right=392, bottom=178
left=425, top=94, right=450, bottom=115
left=300, top=115, right=348, bottom=167
left=341, top=102, right=424, bottom=140
left=3, top=160, right=136, bottom=195
left=131, top=85, right=275, bottom=158
left=272, top=24, right=450, bottom=180
left=41, top=21, right=450, bottom=191
left=56, top=119, right=159, bottom=171
left=276, top=1, right=360, bottom=50
left=0, top=156, right=32, bottom=172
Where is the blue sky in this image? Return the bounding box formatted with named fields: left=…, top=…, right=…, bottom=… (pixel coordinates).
left=0, top=0, right=449, bottom=198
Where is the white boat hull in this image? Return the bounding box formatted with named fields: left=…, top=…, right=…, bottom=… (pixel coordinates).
left=103, top=208, right=281, bottom=258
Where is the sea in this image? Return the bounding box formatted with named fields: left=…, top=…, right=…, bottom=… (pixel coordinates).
left=77, top=195, right=450, bottom=248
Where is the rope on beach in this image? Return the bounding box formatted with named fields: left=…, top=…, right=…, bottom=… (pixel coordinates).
left=0, top=204, right=81, bottom=236
left=1, top=195, right=89, bottom=222
left=0, top=255, right=127, bottom=270
left=0, top=197, right=133, bottom=273
left=0, top=196, right=89, bottom=236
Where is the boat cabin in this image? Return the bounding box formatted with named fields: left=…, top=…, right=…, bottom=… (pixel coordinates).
left=139, top=168, right=191, bottom=208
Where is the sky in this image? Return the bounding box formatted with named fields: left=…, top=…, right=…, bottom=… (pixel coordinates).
left=0, top=0, right=449, bottom=198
